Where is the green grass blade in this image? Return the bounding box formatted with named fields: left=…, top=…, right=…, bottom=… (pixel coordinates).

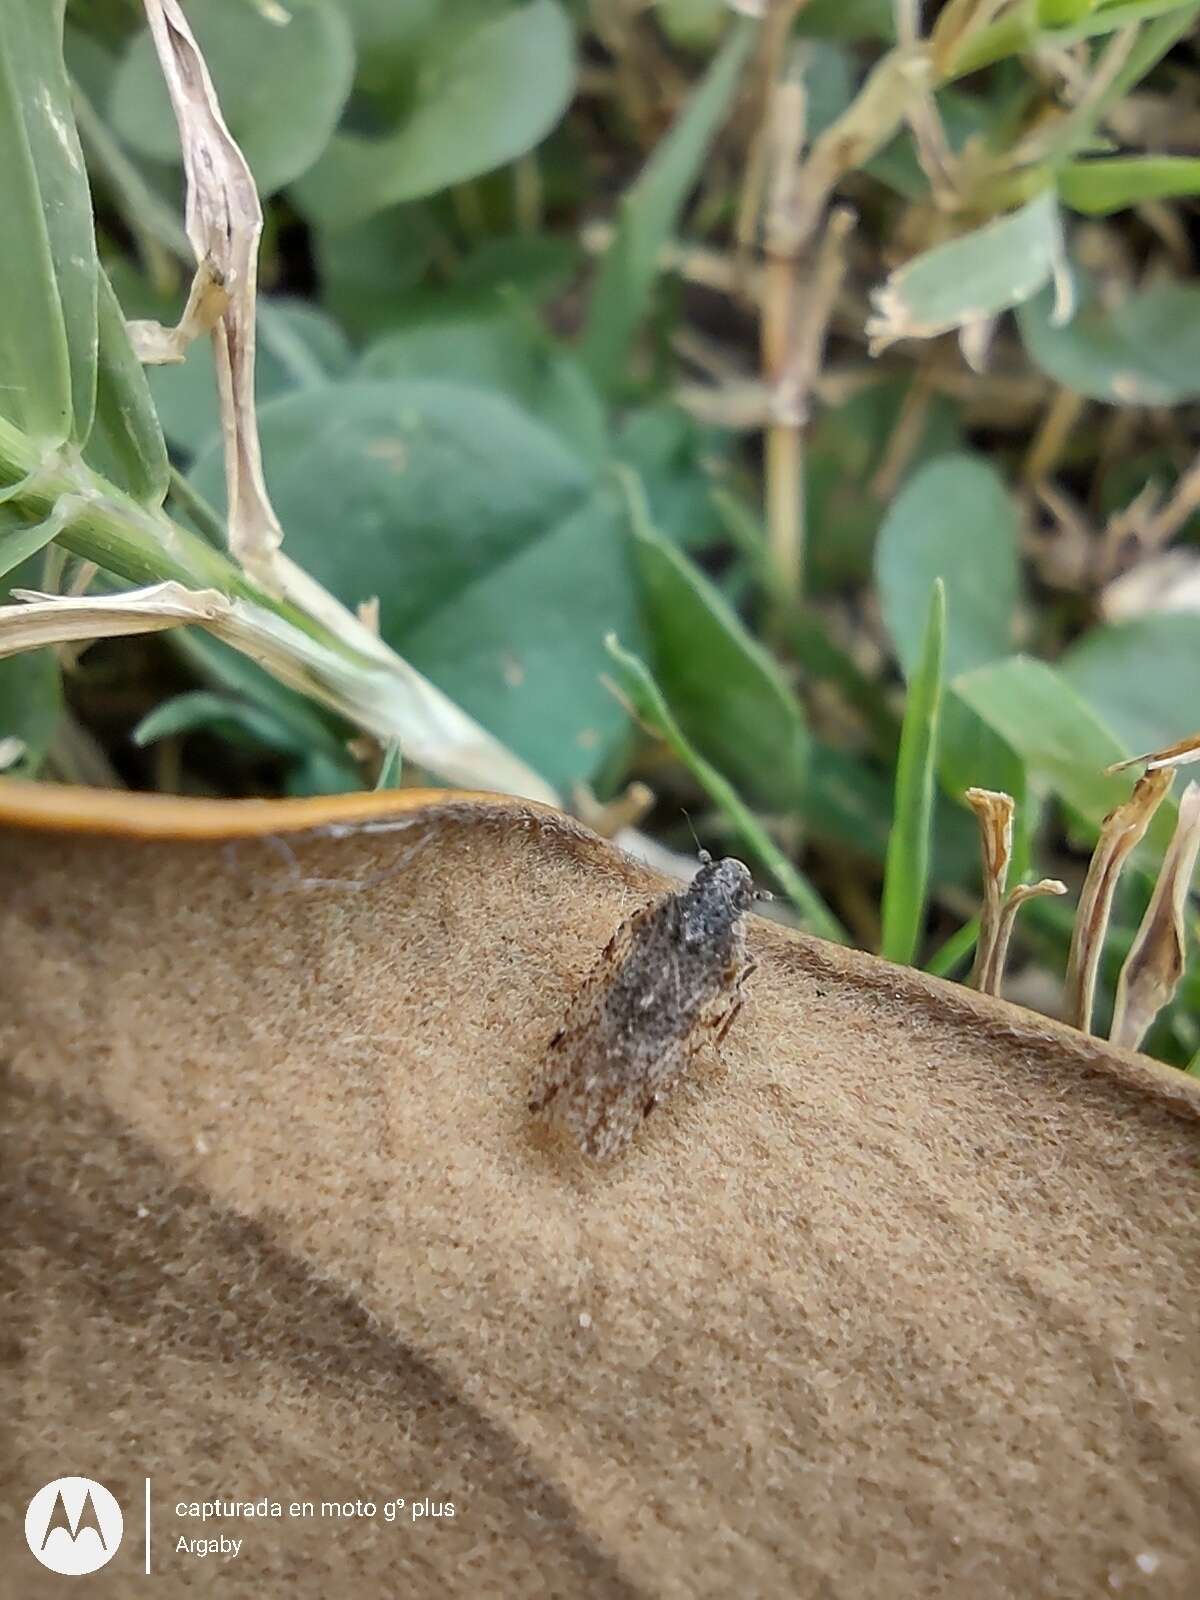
left=375, top=742, right=403, bottom=790
left=580, top=18, right=752, bottom=392
left=605, top=633, right=848, bottom=943
left=881, top=578, right=946, bottom=965
left=925, top=914, right=980, bottom=979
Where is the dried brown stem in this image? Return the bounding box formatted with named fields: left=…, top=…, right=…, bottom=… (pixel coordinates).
left=761, top=75, right=808, bottom=606
left=982, top=879, right=1067, bottom=997
left=1108, top=734, right=1200, bottom=776
left=1111, top=783, right=1200, bottom=1051
left=965, top=787, right=1014, bottom=991
left=1064, top=768, right=1175, bottom=1034
left=733, top=0, right=804, bottom=290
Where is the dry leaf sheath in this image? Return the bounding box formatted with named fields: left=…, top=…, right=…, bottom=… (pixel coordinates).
left=531, top=856, right=757, bottom=1160
left=138, top=0, right=284, bottom=587
left=1111, top=782, right=1200, bottom=1052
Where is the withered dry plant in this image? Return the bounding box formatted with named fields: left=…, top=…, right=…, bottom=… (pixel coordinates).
left=961, top=738, right=1200, bottom=1050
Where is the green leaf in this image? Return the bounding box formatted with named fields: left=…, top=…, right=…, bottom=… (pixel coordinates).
left=356, top=316, right=546, bottom=394
left=611, top=405, right=732, bottom=551
left=83, top=266, right=170, bottom=505
left=293, top=0, right=575, bottom=226
left=1046, top=0, right=1200, bottom=38
left=358, top=314, right=607, bottom=465
left=867, top=190, right=1068, bottom=348
left=1080, top=9, right=1199, bottom=117
left=804, top=377, right=964, bottom=589
left=579, top=18, right=752, bottom=392
left=796, top=0, right=895, bottom=39
left=0, top=497, right=80, bottom=581
left=133, top=690, right=319, bottom=756
left=0, top=649, right=61, bottom=778
left=375, top=741, right=402, bottom=789
left=286, top=750, right=363, bottom=796
left=191, top=377, right=590, bottom=635
left=332, top=0, right=438, bottom=95
left=189, top=377, right=631, bottom=789
left=875, top=453, right=1026, bottom=863
left=400, top=487, right=643, bottom=791
left=604, top=634, right=847, bottom=942
left=110, top=0, right=355, bottom=196
left=953, top=655, right=1175, bottom=852
left=881, top=579, right=945, bottom=965
left=312, top=205, right=441, bottom=339
left=1038, top=0, right=1096, bottom=26
left=172, top=627, right=353, bottom=755
left=0, top=556, right=62, bottom=776
left=1019, top=276, right=1200, bottom=405
left=1059, top=614, right=1200, bottom=756
left=133, top=678, right=362, bottom=797
left=621, top=469, right=808, bottom=806
left=876, top=454, right=1019, bottom=679
left=0, top=0, right=94, bottom=445
left=1058, top=156, right=1200, bottom=215
left=657, top=0, right=731, bottom=50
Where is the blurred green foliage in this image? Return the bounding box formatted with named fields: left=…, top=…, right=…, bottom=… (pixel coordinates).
left=2, top=0, right=1199, bottom=1059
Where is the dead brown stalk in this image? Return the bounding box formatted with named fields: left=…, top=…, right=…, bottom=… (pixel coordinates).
left=1111, top=782, right=1200, bottom=1051
left=1063, top=767, right=1174, bottom=1033
left=965, top=787, right=1013, bottom=989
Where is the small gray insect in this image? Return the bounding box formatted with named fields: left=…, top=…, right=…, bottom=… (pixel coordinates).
left=530, top=853, right=762, bottom=1160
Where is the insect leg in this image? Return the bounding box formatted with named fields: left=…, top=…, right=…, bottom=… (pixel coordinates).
left=714, top=997, right=744, bottom=1046
left=529, top=1080, right=561, bottom=1114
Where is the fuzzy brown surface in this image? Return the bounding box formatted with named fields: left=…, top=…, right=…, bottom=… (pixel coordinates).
left=2, top=795, right=1199, bottom=1599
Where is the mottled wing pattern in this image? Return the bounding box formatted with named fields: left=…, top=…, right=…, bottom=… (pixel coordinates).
left=529, top=899, right=669, bottom=1161
left=530, top=888, right=750, bottom=1161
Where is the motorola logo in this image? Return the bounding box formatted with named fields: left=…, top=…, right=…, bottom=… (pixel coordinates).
left=25, top=1477, right=124, bottom=1575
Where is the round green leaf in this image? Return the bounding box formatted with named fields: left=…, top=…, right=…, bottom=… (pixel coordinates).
left=189, top=378, right=591, bottom=642
left=1060, top=614, right=1200, bottom=756
left=0, top=556, right=62, bottom=777
left=190, top=379, right=631, bottom=788
left=292, top=0, right=575, bottom=226
left=876, top=453, right=1019, bottom=680
left=110, top=0, right=354, bottom=196
left=0, top=650, right=60, bottom=777
left=1018, top=279, right=1200, bottom=406
left=401, top=489, right=643, bottom=791
left=358, top=316, right=606, bottom=465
